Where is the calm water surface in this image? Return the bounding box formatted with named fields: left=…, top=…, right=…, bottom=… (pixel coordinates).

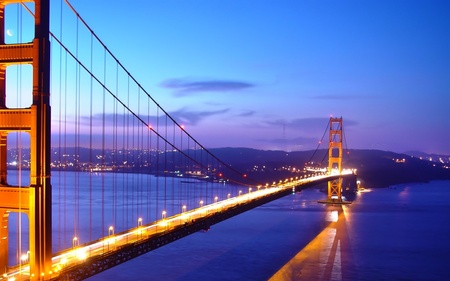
left=85, top=180, right=450, bottom=281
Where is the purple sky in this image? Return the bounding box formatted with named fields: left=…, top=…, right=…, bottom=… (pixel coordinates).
left=8, top=1, right=450, bottom=155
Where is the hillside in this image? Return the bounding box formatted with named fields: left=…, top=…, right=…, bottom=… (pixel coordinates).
left=208, top=148, right=450, bottom=188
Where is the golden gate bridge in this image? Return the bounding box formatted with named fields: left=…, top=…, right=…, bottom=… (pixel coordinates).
left=0, top=1, right=356, bottom=280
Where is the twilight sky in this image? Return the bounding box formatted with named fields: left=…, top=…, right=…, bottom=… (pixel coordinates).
left=49, top=1, right=450, bottom=154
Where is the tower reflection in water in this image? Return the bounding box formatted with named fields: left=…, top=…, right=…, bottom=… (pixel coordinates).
left=270, top=205, right=355, bottom=281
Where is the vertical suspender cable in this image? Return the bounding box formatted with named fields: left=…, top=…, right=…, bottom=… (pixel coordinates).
left=342, top=122, right=350, bottom=163
left=121, top=79, right=127, bottom=228
left=171, top=123, right=174, bottom=215
left=101, top=48, right=106, bottom=236
left=187, top=136, right=191, bottom=207
left=137, top=87, right=142, bottom=221
left=156, top=107, right=159, bottom=219
left=175, top=123, right=179, bottom=213
left=126, top=70, right=130, bottom=227
left=113, top=63, right=119, bottom=229
left=57, top=0, right=64, bottom=251
left=131, top=102, right=136, bottom=227
left=88, top=32, right=94, bottom=243
left=63, top=26, right=68, bottom=249
left=74, top=16, right=81, bottom=242
left=197, top=142, right=201, bottom=204
left=164, top=114, right=168, bottom=214
left=147, top=98, right=151, bottom=222
left=179, top=126, right=183, bottom=210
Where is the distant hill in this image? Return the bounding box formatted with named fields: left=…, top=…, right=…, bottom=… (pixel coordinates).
left=344, top=149, right=450, bottom=188
left=404, top=150, right=450, bottom=162
left=207, top=148, right=450, bottom=188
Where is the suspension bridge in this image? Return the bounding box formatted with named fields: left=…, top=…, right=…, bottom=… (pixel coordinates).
left=0, top=1, right=356, bottom=280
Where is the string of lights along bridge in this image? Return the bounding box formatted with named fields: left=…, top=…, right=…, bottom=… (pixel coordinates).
left=0, top=1, right=356, bottom=280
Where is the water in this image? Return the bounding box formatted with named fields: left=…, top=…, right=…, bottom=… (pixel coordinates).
left=339, top=182, right=450, bottom=281
left=85, top=180, right=450, bottom=280
left=6, top=171, right=450, bottom=280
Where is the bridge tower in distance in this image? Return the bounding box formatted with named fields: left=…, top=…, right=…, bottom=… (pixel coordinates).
left=0, top=0, right=52, bottom=279
left=328, top=117, right=343, bottom=202
left=318, top=117, right=351, bottom=204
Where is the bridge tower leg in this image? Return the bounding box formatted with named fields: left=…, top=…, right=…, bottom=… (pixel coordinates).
left=0, top=0, right=51, bottom=280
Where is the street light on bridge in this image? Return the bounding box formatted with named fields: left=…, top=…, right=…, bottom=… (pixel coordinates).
left=107, top=226, right=115, bottom=251
left=72, top=237, right=78, bottom=248
left=20, top=251, right=31, bottom=263
left=162, top=210, right=167, bottom=220
left=199, top=200, right=204, bottom=207
left=137, top=218, right=144, bottom=239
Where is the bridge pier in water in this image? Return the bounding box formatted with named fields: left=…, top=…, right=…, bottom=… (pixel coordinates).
left=0, top=0, right=52, bottom=279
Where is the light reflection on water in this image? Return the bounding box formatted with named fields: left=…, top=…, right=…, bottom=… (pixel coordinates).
left=270, top=206, right=350, bottom=281
left=326, top=210, right=339, bottom=222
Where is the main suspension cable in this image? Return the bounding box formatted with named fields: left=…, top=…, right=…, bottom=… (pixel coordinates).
left=61, top=0, right=262, bottom=187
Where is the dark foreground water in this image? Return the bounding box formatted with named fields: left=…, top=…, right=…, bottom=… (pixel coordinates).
left=84, top=180, right=450, bottom=281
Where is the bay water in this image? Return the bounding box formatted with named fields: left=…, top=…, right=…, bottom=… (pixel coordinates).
left=6, top=170, right=450, bottom=280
